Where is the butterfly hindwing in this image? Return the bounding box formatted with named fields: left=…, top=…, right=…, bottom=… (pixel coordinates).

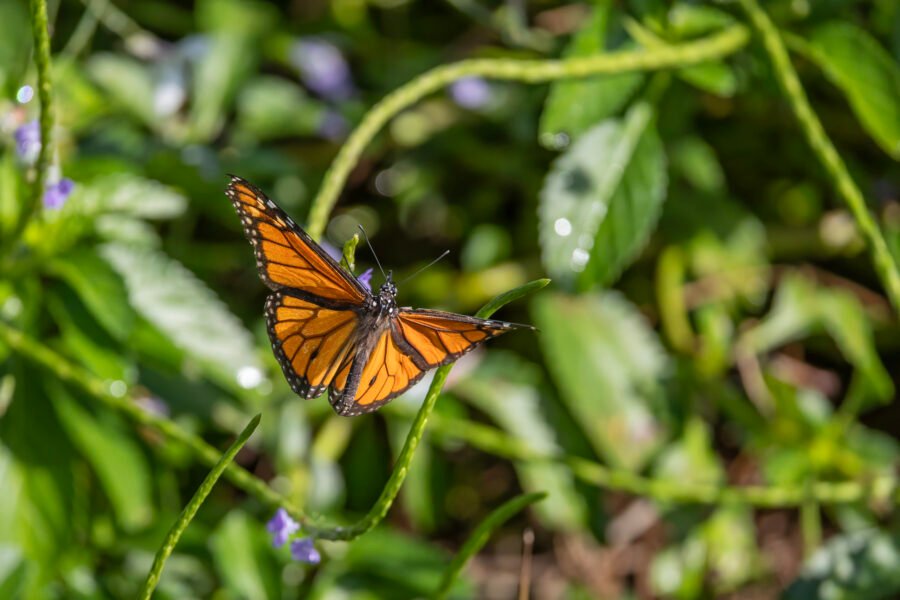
left=266, top=291, right=360, bottom=399
left=227, top=176, right=368, bottom=303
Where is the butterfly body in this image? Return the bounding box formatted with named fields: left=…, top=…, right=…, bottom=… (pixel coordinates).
left=227, top=175, right=530, bottom=416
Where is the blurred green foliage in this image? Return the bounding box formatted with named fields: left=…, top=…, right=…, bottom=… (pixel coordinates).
left=1, top=0, right=900, bottom=598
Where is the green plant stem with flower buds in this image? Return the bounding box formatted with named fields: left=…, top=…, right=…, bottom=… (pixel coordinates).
left=737, top=0, right=900, bottom=314
left=140, top=414, right=261, bottom=600
left=304, top=24, right=750, bottom=240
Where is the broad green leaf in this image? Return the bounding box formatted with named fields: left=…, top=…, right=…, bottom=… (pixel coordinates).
left=539, top=6, right=643, bottom=149
left=785, top=529, right=900, bottom=600
left=0, top=0, right=30, bottom=94
left=47, top=248, right=136, bottom=342
left=210, top=511, right=280, bottom=600
left=99, top=243, right=264, bottom=392
left=86, top=53, right=157, bottom=125
left=539, top=102, right=667, bottom=288
left=235, top=76, right=326, bottom=141
left=533, top=291, right=668, bottom=470
left=455, top=352, right=588, bottom=531
left=803, top=22, right=900, bottom=159
left=53, top=386, right=154, bottom=531
left=70, top=174, right=187, bottom=220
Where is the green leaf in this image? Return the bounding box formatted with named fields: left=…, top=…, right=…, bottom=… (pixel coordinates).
left=539, top=103, right=667, bottom=288
left=209, top=511, right=280, bottom=600
left=0, top=0, right=30, bottom=95
left=70, top=174, right=187, bottom=220
left=86, top=53, right=157, bottom=125
left=785, top=529, right=900, bottom=600
left=744, top=274, right=892, bottom=407
left=532, top=291, right=668, bottom=470
left=455, top=352, right=588, bottom=531
left=99, top=243, right=263, bottom=391
left=188, top=35, right=257, bottom=142
left=539, top=6, right=643, bottom=149
left=47, top=248, right=136, bottom=342
left=235, top=76, right=326, bottom=141
left=803, top=22, right=900, bottom=159
left=53, top=386, right=154, bottom=531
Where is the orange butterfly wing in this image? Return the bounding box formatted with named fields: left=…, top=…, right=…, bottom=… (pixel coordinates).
left=226, top=175, right=368, bottom=303
left=328, top=310, right=526, bottom=416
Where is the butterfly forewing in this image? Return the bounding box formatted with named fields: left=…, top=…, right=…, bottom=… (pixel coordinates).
left=227, top=176, right=368, bottom=303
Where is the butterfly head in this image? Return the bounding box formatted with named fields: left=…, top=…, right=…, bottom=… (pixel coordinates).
left=376, top=270, right=398, bottom=312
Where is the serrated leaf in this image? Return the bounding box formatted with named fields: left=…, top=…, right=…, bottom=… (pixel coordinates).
left=803, top=22, right=900, bottom=159
left=539, top=102, right=667, bottom=288
left=532, top=291, right=668, bottom=470
left=99, top=243, right=263, bottom=391
left=455, top=352, right=588, bottom=531
left=539, top=6, right=643, bottom=148
left=785, top=529, right=900, bottom=600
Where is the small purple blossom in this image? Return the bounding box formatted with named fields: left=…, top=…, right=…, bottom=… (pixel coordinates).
left=290, top=537, right=321, bottom=564
left=290, top=38, right=354, bottom=101
left=318, top=110, right=349, bottom=141
left=320, top=240, right=342, bottom=262
left=357, top=267, right=373, bottom=292
left=14, top=120, right=40, bottom=163
left=266, top=508, right=300, bottom=548
left=43, top=178, right=74, bottom=210
left=450, top=77, right=492, bottom=109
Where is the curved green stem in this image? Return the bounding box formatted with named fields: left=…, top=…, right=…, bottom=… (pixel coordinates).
left=305, top=25, right=749, bottom=239
left=435, top=492, right=546, bottom=600
left=6, top=0, right=55, bottom=252
left=408, top=409, right=900, bottom=508
left=737, top=0, right=900, bottom=314
left=141, top=414, right=261, bottom=599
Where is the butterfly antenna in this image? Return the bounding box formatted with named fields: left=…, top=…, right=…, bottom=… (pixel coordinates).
left=397, top=250, right=450, bottom=286
left=358, top=225, right=386, bottom=279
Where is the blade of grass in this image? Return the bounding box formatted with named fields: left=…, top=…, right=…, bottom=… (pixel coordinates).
left=435, top=492, right=546, bottom=600
left=141, top=414, right=261, bottom=599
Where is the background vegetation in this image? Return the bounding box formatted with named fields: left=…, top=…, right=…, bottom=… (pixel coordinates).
left=1, top=0, right=900, bottom=598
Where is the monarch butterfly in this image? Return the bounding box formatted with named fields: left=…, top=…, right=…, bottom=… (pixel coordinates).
left=227, top=175, right=532, bottom=416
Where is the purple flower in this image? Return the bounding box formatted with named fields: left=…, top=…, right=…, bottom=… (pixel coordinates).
left=320, top=240, right=342, bottom=262
left=290, top=537, right=321, bottom=564
left=357, top=267, right=373, bottom=292
left=14, top=120, right=40, bottom=164
left=290, top=38, right=354, bottom=101
left=450, top=77, right=492, bottom=109
left=318, top=110, right=349, bottom=141
left=43, top=178, right=74, bottom=210
left=266, top=508, right=299, bottom=548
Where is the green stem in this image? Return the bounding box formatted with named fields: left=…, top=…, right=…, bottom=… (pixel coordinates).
left=8, top=0, right=55, bottom=251
left=737, top=0, right=900, bottom=314
left=406, top=408, right=900, bottom=508
left=656, top=245, right=693, bottom=354
left=435, top=492, right=546, bottom=600
left=0, top=320, right=310, bottom=525
left=141, top=414, right=261, bottom=600
left=304, top=278, right=551, bottom=540
left=305, top=25, right=750, bottom=239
